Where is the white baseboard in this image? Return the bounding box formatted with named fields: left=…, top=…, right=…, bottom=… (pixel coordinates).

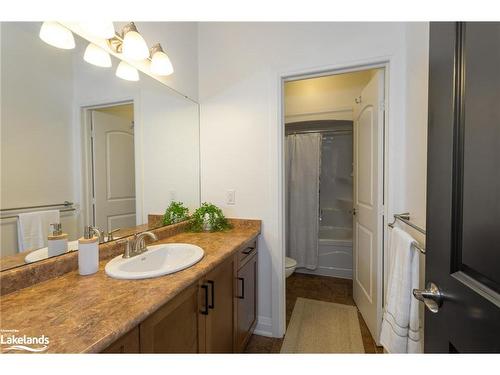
left=253, top=316, right=273, bottom=337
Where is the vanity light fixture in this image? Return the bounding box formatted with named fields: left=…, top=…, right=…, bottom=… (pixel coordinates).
left=79, top=21, right=115, bottom=39
left=83, top=43, right=112, bottom=68
left=115, top=61, right=139, bottom=81
left=149, top=43, right=174, bottom=76
left=39, top=22, right=75, bottom=50
left=120, top=22, right=149, bottom=60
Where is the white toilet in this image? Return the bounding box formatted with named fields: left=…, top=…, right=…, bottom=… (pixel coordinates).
left=285, top=257, right=297, bottom=278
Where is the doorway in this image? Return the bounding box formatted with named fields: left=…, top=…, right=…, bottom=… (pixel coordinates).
left=279, top=66, right=386, bottom=352
left=84, top=102, right=136, bottom=234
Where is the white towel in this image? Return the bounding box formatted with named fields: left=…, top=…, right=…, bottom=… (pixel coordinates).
left=380, top=227, right=423, bottom=353
left=17, top=210, right=60, bottom=252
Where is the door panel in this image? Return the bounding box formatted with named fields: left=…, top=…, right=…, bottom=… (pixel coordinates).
left=92, top=108, right=136, bottom=233
left=204, top=258, right=234, bottom=353
left=460, top=24, right=500, bottom=290
left=235, top=254, right=257, bottom=352
left=140, top=284, right=200, bottom=353
left=353, top=70, right=384, bottom=344
left=426, top=22, right=500, bottom=353
left=355, top=222, right=373, bottom=302
left=106, top=132, right=135, bottom=200
left=357, top=107, right=374, bottom=207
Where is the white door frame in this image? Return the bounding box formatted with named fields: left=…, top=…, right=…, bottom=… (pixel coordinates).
left=275, top=57, right=391, bottom=338
left=79, top=99, right=139, bottom=231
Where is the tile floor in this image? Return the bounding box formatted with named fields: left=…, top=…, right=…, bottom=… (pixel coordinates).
left=244, top=272, right=384, bottom=353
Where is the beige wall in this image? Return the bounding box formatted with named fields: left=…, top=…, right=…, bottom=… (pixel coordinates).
left=198, top=22, right=429, bottom=337
left=285, top=70, right=374, bottom=122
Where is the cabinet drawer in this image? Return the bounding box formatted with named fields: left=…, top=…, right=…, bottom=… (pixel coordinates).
left=237, top=240, right=257, bottom=269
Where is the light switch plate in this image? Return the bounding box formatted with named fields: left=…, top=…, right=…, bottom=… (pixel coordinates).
left=226, top=190, right=236, bottom=205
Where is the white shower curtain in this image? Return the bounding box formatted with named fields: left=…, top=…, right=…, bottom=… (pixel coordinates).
left=285, top=133, right=322, bottom=270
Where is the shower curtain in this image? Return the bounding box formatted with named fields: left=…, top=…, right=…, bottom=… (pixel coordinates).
left=285, top=133, right=322, bottom=270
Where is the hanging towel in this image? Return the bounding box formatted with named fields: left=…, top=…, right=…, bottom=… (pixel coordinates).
left=17, top=210, right=60, bottom=252
left=380, top=227, right=423, bottom=353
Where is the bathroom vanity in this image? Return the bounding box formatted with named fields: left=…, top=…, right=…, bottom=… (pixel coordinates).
left=104, top=238, right=258, bottom=353
left=0, top=220, right=260, bottom=354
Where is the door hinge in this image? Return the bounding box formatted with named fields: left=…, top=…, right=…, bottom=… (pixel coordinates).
left=379, top=100, right=386, bottom=111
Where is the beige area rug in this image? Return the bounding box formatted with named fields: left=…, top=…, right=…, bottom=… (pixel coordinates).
left=280, top=298, right=365, bottom=353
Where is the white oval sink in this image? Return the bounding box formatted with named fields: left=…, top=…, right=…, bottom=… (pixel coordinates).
left=105, top=243, right=204, bottom=280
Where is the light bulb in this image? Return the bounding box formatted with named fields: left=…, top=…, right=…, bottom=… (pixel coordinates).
left=39, top=21, right=75, bottom=50
left=84, top=43, right=112, bottom=68
left=150, top=45, right=174, bottom=76
left=80, top=21, right=115, bottom=39
left=115, top=61, right=139, bottom=81
left=121, top=23, right=149, bottom=60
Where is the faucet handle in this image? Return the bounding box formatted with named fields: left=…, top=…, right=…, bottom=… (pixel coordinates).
left=118, top=238, right=132, bottom=259
left=107, top=228, right=121, bottom=241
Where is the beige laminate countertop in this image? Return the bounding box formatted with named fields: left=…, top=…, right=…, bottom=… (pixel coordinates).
left=0, top=223, right=260, bottom=353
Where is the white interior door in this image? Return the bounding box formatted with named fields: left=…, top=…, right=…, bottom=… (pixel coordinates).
left=91, top=108, right=136, bottom=233
left=353, top=70, right=384, bottom=344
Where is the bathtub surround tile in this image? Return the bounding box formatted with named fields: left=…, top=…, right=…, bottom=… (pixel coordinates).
left=0, top=219, right=261, bottom=353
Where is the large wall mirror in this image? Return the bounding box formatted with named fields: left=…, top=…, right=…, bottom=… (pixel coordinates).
left=0, top=22, right=200, bottom=271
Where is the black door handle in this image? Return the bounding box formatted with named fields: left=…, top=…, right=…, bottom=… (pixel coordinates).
left=237, top=277, right=245, bottom=299
left=207, top=280, right=215, bottom=309
left=200, top=284, right=209, bottom=315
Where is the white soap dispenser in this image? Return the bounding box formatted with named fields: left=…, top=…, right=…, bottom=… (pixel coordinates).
left=47, top=223, right=68, bottom=257
left=78, top=226, right=99, bottom=276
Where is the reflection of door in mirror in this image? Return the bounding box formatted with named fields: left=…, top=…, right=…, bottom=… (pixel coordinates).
left=90, top=104, right=136, bottom=234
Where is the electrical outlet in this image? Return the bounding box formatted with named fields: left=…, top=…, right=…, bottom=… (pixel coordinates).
left=226, top=190, right=236, bottom=205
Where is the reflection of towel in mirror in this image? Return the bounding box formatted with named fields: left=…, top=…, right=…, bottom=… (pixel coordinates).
left=380, top=227, right=423, bottom=353
left=17, top=210, right=60, bottom=252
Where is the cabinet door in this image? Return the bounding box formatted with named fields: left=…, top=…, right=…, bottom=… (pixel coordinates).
left=101, top=327, right=139, bottom=353
left=235, top=254, right=257, bottom=352
left=140, top=284, right=200, bottom=353
left=202, top=257, right=235, bottom=353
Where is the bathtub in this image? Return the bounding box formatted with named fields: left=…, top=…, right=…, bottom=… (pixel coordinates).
left=297, top=226, right=353, bottom=279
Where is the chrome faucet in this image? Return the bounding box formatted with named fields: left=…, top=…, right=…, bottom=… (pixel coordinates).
left=120, top=231, right=158, bottom=258
left=87, top=226, right=104, bottom=243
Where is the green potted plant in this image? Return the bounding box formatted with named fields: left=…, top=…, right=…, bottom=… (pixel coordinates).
left=163, top=201, right=190, bottom=225
left=190, top=202, right=232, bottom=232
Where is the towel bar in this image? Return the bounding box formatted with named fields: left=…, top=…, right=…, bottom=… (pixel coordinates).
left=0, top=201, right=75, bottom=220
left=388, top=212, right=426, bottom=254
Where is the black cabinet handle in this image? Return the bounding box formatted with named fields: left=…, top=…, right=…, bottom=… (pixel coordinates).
left=200, top=284, right=209, bottom=315
left=242, top=246, right=255, bottom=255
left=207, top=280, right=215, bottom=309
left=237, top=277, right=245, bottom=299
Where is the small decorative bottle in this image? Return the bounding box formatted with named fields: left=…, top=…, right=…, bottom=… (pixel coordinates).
left=47, top=223, right=68, bottom=257
left=78, top=226, right=99, bottom=276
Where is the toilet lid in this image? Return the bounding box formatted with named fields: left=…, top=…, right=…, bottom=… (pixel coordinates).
left=285, top=257, right=297, bottom=269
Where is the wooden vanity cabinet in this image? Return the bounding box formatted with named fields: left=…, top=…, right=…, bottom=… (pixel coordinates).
left=234, top=242, right=258, bottom=352
left=102, top=327, right=140, bottom=353
left=198, top=256, right=235, bottom=353
left=101, top=238, right=258, bottom=354
left=140, top=284, right=201, bottom=353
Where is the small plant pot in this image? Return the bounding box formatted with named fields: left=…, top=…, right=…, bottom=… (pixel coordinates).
left=202, top=219, right=212, bottom=232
